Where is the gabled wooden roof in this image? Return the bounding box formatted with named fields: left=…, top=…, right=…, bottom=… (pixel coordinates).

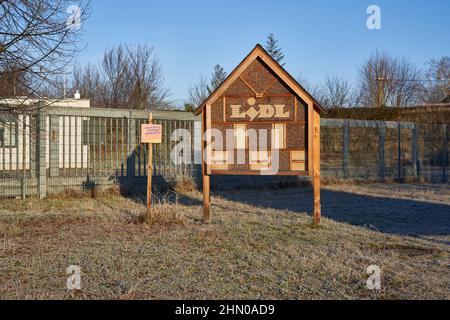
left=194, top=44, right=326, bottom=115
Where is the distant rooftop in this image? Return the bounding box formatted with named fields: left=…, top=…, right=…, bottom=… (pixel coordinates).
left=0, top=96, right=90, bottom=108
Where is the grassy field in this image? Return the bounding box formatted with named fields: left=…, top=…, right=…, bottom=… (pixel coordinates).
left=0, top=184, right=449, bottom=300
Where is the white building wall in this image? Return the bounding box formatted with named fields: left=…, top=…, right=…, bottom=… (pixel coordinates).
left=193, top=121, right=202, bottom=165
left=0, top=115, right=30, bottom=171
left=58, top=116, right=88, bottom=169
left=1, top=98, right=90, bottom=172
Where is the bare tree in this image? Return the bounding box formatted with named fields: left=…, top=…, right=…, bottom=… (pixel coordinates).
left=424, top=57, right=450, bottom=103
left=72, top=64, right=103, bottom=107
left=101, top=45, right=131, bottom=108
left=358, top=50, right=423, bottom=108
left=75, top=44, right=170, bottom=110
left=0, top=0, right=91, bottom=114
left=127, top=44, right=170, bottom=110
left=359, top=51, right=397, bottom=108
left=187, top=76, right=210, bottom=108
left=0, top=60, right=30, bottom=97
left=296, top=74, right=325, bottom=106
left=389, top=58, right=424, bottom=107
left=321, top=75, right=358, bottom=108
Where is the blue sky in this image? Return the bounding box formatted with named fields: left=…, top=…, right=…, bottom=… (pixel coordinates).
left=76, top=0, right=450, bottom=106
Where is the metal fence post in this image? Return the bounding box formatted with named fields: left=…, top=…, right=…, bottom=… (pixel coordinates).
left=443, top=124, right=448, bottom=183
left=343, top=120, right=350, bottom=179
left=127, top=110, right=136, bottom=179
left=21, top=115, right=27, bottom=199
left=49, top=115, right=60, bottom=178
left=412, top=124, right=420, bottom=180
left=397, top=123, right=402, bottom=182
left=36, top=107, right=47, bottom=199
left=30, top=114, right=36, bottom=181
left=378, top=126, right=386, bottom=181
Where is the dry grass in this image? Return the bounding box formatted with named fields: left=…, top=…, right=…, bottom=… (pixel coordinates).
left=143, top=202, right=184, bottom=227
left=47, top=186, right=121, bottom=200
left=172, top=175, right=198, bottom=193
left=323, top=182, right=450, bottom=204
left=0, top=186, right=449, bottom=300
left=321, top=176, right=395, bottom=186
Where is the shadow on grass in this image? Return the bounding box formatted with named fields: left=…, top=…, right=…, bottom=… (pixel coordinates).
left=126, top=190, right=202, bottom=207
left=216, top=187, right=450, bottom=237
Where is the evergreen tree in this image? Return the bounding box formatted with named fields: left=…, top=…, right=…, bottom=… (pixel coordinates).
left=264, top=33, right=285, bottom=66
left=207, top=65, right=228, bottom=93
left=187, top=65, right=228, bottom=108
left=184, top=103, right=195, bottom=112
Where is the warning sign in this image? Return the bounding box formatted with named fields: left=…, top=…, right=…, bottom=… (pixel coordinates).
left=141, top=124, right=162, bottom=144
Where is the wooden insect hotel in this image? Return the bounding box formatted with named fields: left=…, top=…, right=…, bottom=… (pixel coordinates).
left=194, top=44, right=325, bottom=224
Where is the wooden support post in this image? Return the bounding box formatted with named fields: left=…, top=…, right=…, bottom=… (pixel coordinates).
left=147, top=113, right=153, bottom=209
left=313, top=109, right=321, bottom=225
left=201, top=109, right=211, bottom=224
left=203, top=175, right=211, bottom=223
left=307, top=103, right=314, bottom=176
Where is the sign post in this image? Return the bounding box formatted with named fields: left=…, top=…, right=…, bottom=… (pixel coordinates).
left=141, top=114, right=162, bottom=210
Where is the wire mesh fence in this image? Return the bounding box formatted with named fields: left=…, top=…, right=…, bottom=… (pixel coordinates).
left=321, top=119, right=449, bottom=183
left=0, top=107, right=448, bottom=199
left=0, top=107, right=201, bottom=198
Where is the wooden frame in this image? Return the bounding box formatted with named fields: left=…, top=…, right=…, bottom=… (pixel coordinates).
left=196, top=44, right=325, bottom=224
left=147, top=113, right=153, bottom=209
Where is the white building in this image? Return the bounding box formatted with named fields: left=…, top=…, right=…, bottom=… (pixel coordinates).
left=0, top=95, right=90, bottom=171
